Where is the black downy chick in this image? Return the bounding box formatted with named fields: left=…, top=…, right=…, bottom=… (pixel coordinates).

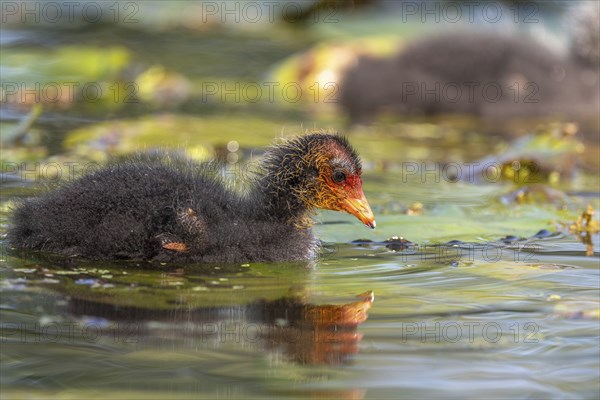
left=8, top=132, right=375, bottom=263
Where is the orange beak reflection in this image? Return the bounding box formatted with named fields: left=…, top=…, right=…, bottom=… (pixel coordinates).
left=340, top=190, right=376, bottom=229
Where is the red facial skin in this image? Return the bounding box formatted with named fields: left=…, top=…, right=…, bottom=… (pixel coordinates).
left=322, top=170, right=376, bottom=229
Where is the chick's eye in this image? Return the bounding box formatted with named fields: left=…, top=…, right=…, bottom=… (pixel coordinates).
left=332, top=170, right=346, bottom=183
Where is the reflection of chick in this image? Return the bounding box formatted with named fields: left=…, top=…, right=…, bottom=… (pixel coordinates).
left=9, top=133, right=375, bottom=263
left=339, top=29, right=599, bottom=124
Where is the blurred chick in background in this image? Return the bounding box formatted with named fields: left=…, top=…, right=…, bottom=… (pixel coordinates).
left=337, top=2, right=599, bottom=126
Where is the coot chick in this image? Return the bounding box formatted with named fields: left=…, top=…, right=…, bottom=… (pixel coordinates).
left=8, top=132, right=375, bottom=263
left=339, top=32, right=599, bottom=124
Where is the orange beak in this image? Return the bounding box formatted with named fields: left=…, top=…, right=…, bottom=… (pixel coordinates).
left=340, top=190, right=376, bottom=229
